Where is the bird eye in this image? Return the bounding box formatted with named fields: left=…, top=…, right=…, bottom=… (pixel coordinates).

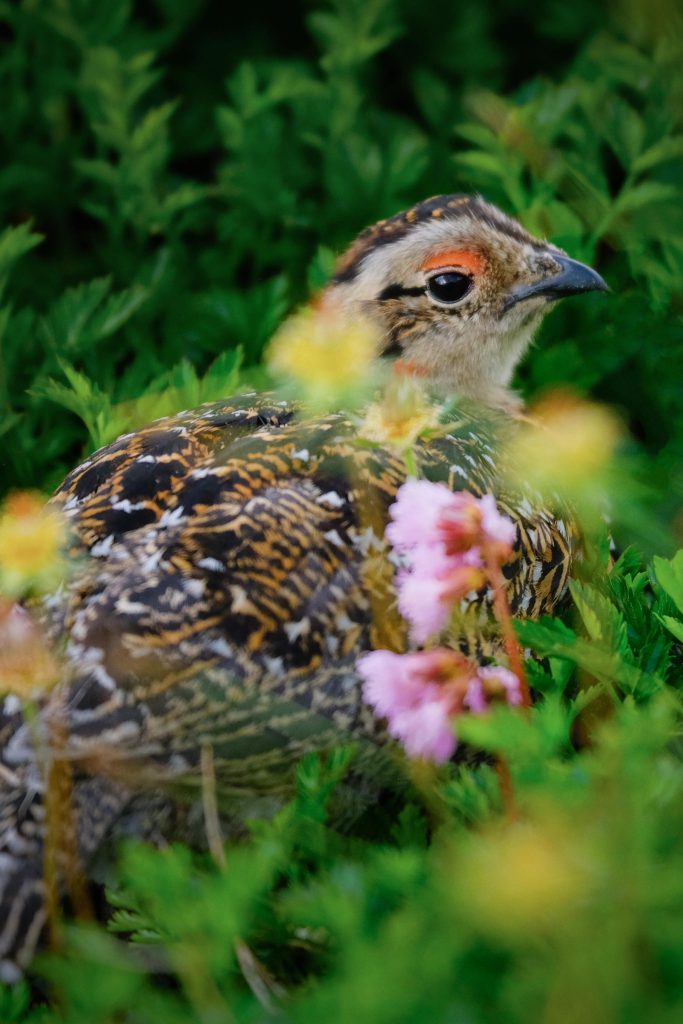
left=426, top=271, right=472, bottom=305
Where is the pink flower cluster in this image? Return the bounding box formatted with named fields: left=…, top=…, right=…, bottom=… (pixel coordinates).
left=358, top=648, right=522, bottom=762
left=355, top=481, right=523, bottom=763
left=387, top=480, right=516, bottom=643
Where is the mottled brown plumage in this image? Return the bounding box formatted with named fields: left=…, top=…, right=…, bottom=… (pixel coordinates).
left=0, top=195, right=606, bottom=979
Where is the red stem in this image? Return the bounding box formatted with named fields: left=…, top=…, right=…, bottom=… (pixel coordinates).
left=482, top=545, right=532, bottom=820
left=496, top=758, right=517, bottom=821
left=484, top=548, right=532, bottom=710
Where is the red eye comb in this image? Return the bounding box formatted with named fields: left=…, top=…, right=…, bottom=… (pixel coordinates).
left=422, top=249, right=486, bottom=276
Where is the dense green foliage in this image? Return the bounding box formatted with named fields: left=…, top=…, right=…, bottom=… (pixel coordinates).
left=1, top=0, right=683, bottom=1020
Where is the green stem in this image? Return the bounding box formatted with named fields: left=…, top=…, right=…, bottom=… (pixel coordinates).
left=403, top=445, right=419, bottom=478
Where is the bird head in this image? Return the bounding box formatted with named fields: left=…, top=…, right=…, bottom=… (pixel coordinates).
left=322, top=194, right=608, bottom=411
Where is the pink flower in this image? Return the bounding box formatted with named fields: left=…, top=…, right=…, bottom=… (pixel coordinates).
left=477, top=665, right=523, bottom=706
left=387, top=482, right=515, bottom=642
left=438, top=492, right=515, bottom=558
left=396, top=571, right=452, bottom=643
left=408, top=539, right=483, bottom=580
left=395, top=533, right=486, bottom=643
left=463, top=667, right=523, bottom=713
left=463, top=676, right=487, bottom=714
left=358, top=648, right=471, bottom=762
left=437, top=493, right=485, bottom=553
left=386, top=479, right=457, bottom=548
left=388, top=482, right=516, bottom=560
left=358, top=648, right=524, bottom=762
left=393, top=696, right=457, bottom=761
left=358, top=649, right=427, bottom=718
left=397, top=560, right=486, bottom=643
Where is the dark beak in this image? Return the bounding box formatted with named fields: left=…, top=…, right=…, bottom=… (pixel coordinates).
left=504, top=254, right=609, bottom=312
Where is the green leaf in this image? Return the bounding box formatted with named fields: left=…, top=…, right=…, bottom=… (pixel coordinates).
left=612, top=182, right=678, bottom=217
left=0, top=981, right=30, bottom=1022
left=632, top=135, right=683, bottom=175
left=0, top=222, right=43, bottom=278
left=31, top=361, right=127, bottom=450
left=515, top=617, right=578, bottom=652
left=658, top=615, right=683, bottom=644
left=569, top=579, right=630, bottom=656
left=91, top=284, right=151, bottom=339
left=0, top=223, right=43, bottom=303
left=39, top=277, right=150, bottom=354
left=653, top=552, right=683, bottom=614
left=40, top=277, right=111, bottom=352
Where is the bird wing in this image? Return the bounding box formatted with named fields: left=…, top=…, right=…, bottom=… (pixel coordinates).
left=52, top=415, right=408, bottom=783
left=52, top=393, right=298, bottom=549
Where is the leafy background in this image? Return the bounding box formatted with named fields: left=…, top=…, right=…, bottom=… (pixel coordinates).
left=2, top=0, right=683, bottom=1021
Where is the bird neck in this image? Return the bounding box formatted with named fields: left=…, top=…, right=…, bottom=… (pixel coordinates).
left=317, top=287, right=538, bottom=414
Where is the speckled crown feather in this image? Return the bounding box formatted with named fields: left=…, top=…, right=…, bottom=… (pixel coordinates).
left=332, top=194, right=541, bottom=284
